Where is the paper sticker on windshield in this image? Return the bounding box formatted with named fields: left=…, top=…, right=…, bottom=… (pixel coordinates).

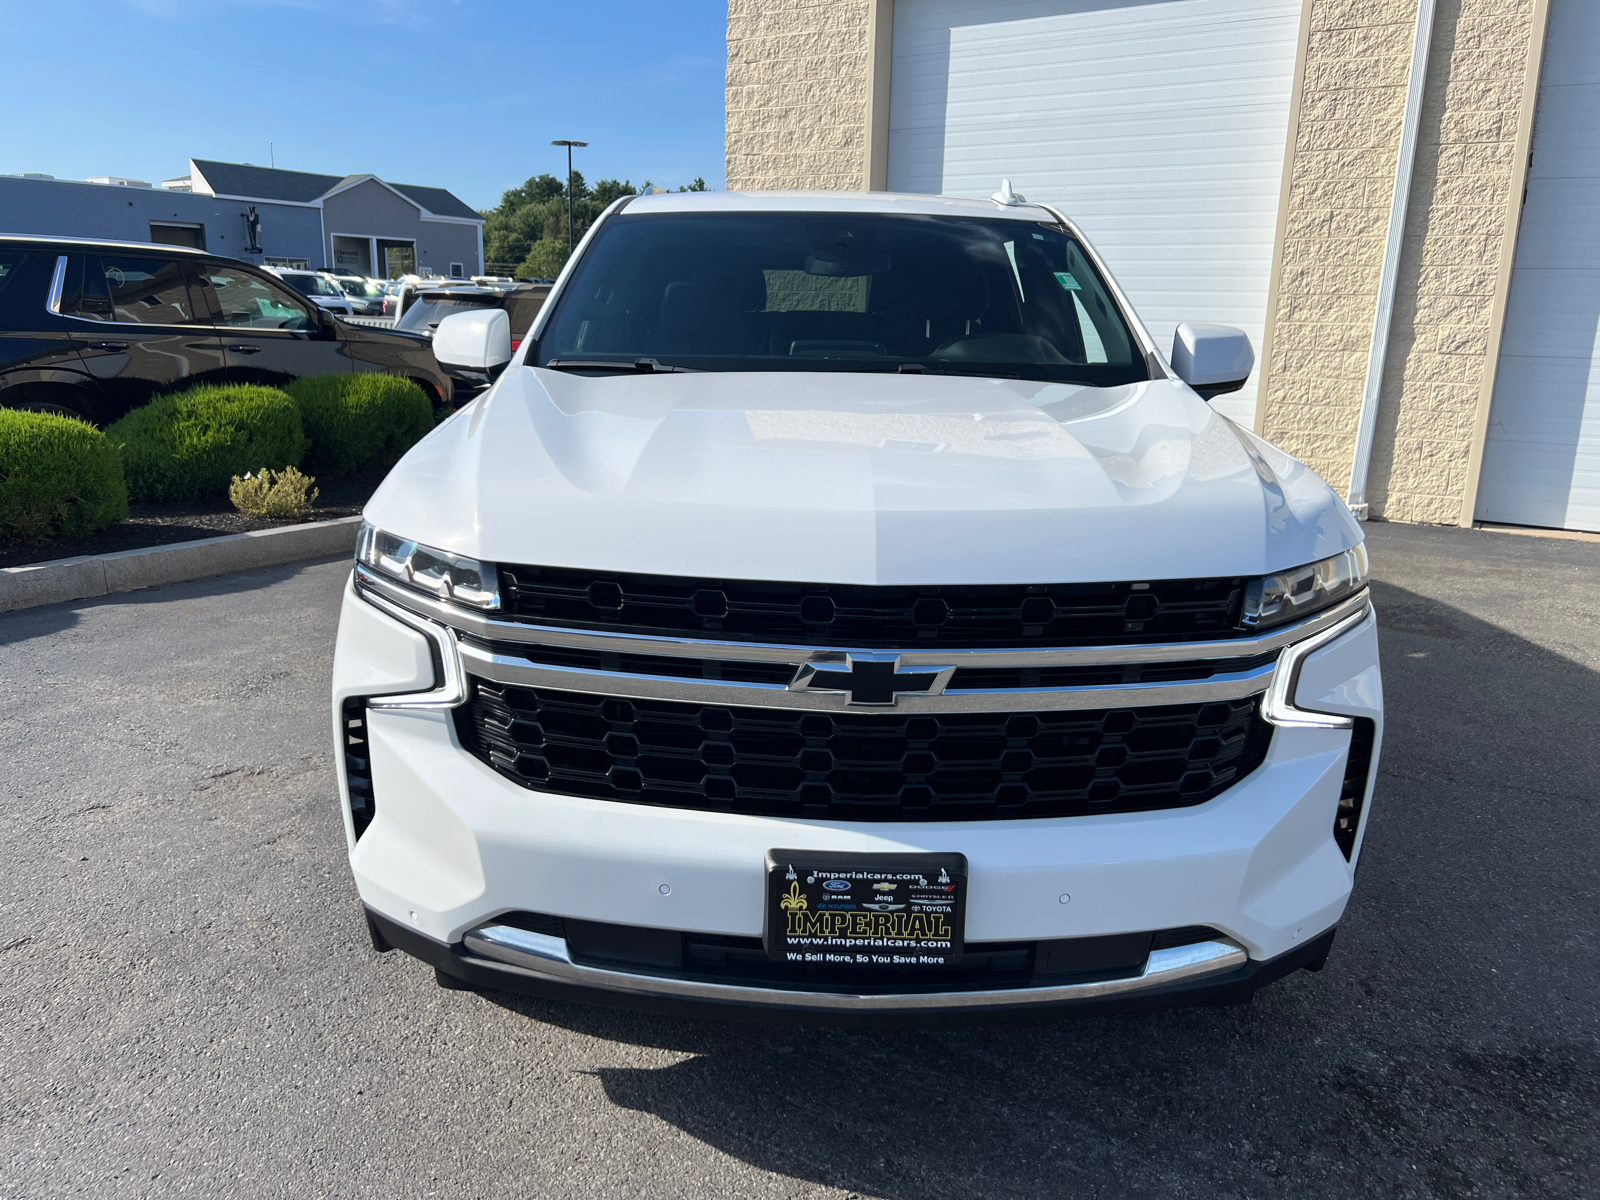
left=1053, top=271, right=1082, bottom=291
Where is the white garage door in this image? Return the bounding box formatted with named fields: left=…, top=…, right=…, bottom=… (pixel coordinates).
left=886, top=0, right=1303, bottom=426
left=1476, top=0, right=1600, bottom=532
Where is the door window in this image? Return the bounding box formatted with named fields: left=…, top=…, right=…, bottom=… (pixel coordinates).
left=202, top=267, right=315, bottom=330
left=91, top=256, right=201, bottom=325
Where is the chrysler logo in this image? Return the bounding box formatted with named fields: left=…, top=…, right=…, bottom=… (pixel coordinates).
left=789, top=654, right=955, bottom=706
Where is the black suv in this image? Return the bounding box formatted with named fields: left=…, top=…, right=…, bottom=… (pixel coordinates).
left=0, top=236, right=453, bottom=424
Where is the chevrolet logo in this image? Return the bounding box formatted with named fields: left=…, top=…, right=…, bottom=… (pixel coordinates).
left=789, top=654, right=955, bottom=706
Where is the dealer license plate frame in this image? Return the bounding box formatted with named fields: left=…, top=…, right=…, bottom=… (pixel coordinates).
left=763, top=849, right=968, bottom=969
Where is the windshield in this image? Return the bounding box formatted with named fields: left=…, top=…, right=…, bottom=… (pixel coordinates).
left=283, top=273, right=343, bottom=297
left=535, top=212, right=1146, bottom=384
left=397, top=294, right=501, bottom=333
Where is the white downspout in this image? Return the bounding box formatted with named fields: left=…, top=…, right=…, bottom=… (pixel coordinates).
left=1346, top=0, right=1437, bottom=519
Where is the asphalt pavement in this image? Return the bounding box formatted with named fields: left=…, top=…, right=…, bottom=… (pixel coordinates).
left=1, top=521, right=1597, bottom=1199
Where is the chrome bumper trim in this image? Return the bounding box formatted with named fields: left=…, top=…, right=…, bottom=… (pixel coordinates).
left=354, top=568, right=1369, bottom=669
left=455, top=640, right=1278, bottom=712
left=460, top=923, right=1250, bottom=1011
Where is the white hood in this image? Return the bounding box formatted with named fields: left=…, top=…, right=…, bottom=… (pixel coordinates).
left=364, top=367, right=1361, bottom=585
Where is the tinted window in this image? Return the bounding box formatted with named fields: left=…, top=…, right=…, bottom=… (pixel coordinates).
left=282, top=272, right=343, bottom=297
left=204, top=267, right=314, bottom=330
left=397, top=294, right=501, bottom=333
left=504, top=290, right=548, bottom=337
left=0, top=252, right=37, bottom=326
left=93, top=256, right=200, bottom=325
left=535, top=212, right=1146, bottom=384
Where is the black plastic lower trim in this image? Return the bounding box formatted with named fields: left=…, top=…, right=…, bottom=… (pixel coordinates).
left=365, top=907, right=1337, bottom=1026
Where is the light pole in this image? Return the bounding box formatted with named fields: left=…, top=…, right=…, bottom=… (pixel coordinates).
left=550, top=139, right=588, bottom=254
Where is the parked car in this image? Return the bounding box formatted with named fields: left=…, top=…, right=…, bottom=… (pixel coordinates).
left=394, top=283, right=551, bottom=403
left=394, top=284, right=549, bottom=347
left=266, top=267, right=356, bottom=316
left=336, top=276, right=388, bottom=316
left=0, top=235, right=453, bottom=423
left=389, top=276, right=480, bottom=324
left=336, top=190, right=1380, bottom=1020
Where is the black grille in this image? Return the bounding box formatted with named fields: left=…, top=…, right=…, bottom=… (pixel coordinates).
left=342, top=698, right=375, bottom=839
left=455, top=683, right=1273, bottom=821
left=1334, top=718, right=1376, bottom=859
left=471, top=637, right=1280, bottom=692
left=499, top=565, right=1246, bottom=648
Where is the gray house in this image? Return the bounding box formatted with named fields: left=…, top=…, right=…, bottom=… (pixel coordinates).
left=0, top=158, right=483, bottom=277
left=0, top=172, right=322, bottom=264
left=185, top=160, right=484, bottom=277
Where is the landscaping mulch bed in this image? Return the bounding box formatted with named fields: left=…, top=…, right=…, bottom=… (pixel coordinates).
left=0, top=472, right=385, bottom=570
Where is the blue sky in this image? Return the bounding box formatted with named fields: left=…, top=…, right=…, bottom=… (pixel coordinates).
left=2, top=0, right=728, bottom=211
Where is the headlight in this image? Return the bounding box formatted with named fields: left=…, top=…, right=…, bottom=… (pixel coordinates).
left=356, top=521, right=500, bottom=611
left=1240, top=546, right=1367, bottom=630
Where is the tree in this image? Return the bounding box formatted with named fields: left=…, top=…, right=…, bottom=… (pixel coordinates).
left=517, top=239, right=570, bottom=281
left=482, top=170, right=711, bottom=273
left=591, top=178, right=636, bottom=206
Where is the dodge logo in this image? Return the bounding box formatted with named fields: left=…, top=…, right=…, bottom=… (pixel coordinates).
left=789, top=654, right=955, bottom=706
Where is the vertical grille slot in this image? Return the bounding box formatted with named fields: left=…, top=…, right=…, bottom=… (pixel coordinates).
left=343, top=698, right=375, bottom=839
left=1334, top=718, right=1376, bottom=859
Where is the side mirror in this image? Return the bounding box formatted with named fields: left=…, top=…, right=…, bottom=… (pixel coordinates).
left=433, top=308, right=512, bottom=376
left=1171, top=322, right=1254, bottom=399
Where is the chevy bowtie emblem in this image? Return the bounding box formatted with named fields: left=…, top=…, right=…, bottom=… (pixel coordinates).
left=789, top=654, right=955, bottom=706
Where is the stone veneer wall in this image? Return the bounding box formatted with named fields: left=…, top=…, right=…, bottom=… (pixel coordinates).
left=1366, top=0, right=1540, bottom=522
left=1258, top=0, right=1421, bottom=493
left=1260, top=0, right=1542, bottom=522
left=725, top=0, right=873, bottom=191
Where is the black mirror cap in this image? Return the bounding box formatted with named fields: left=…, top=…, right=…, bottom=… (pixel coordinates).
left=1193, top=377, right=1248, bottom=402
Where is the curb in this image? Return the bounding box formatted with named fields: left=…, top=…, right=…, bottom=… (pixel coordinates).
left=0, top=515, right=362, bottom=615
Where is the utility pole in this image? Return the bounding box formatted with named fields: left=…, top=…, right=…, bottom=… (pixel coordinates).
left=550, top=139, right=588, bottom=254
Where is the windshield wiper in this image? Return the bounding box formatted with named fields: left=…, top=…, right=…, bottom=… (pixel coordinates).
left=544, top=358, right=703, bottom=374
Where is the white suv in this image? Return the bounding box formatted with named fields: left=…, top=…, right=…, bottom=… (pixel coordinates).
left=265, top=267, right=355, bottom=317
left=332, top=190, right=1381, bottom=1019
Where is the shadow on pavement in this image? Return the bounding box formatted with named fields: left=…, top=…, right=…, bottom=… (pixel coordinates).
left=480, top=578, right=1600, bottom=1198
left=0, top=553, right=350, bottom=647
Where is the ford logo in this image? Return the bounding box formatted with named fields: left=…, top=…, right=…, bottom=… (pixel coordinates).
left=822, top=879, right=850, bottom=891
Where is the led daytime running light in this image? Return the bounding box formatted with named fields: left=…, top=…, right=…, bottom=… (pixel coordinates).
left=356, top=521, right=500, bottom=611
left=1242, top=546, right=1368, bottom=631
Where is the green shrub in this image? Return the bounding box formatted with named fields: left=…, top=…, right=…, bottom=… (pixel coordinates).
left=0, top=409, right=128, bottom=539
left=230, top=466, right=319, bottom=519
left=107, top=384, right=307, bottom=502
left=286, top=373, right=433, bottom=475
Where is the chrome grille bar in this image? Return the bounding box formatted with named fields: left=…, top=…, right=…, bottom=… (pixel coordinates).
left=455, top=640, right=1280, bottom=712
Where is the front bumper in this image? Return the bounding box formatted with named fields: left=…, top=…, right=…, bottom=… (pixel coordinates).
left=369, top=905, right=1337, bottom=1023
left=332, top=575, right=1382, bottom=1019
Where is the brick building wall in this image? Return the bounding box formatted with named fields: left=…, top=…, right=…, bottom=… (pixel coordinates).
left=1257, top=0, right=1542, bottom=522
left=725, top=0, right=874, bottom=190
left=1256, top=0, right=1419, bottom=497
left=1366, top=0, right=1541, bottom=522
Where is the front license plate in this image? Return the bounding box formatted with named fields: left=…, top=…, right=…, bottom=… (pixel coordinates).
left=764, top=849, right=967, bottom=969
